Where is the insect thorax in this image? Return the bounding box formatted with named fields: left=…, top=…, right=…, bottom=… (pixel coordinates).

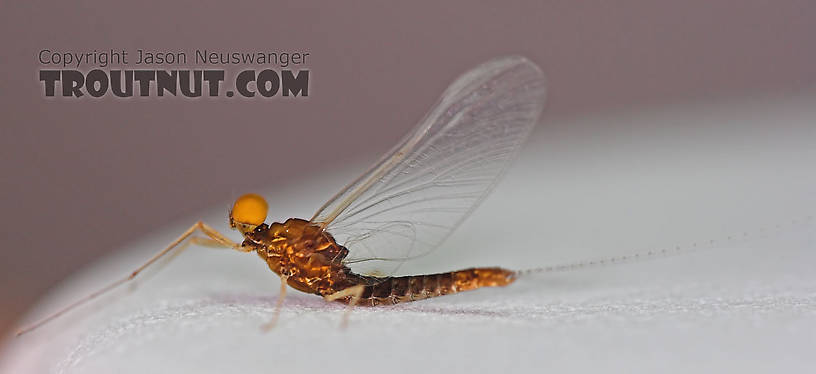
left=244, top=218, right=358, bottom=295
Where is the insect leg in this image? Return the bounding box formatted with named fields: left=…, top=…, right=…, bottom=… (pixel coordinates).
left=16, top=221, right=248, bottom=337
left=324, top=285, right=366, bottom=329
left=261, top=275, right=289, bottom=331
left=146, top=236, right=233, bottom=274
left=187, top=236, right=233, bottom=249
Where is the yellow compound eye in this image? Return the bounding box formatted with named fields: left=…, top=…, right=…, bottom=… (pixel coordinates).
left=231, top=193, right=268, bottom=226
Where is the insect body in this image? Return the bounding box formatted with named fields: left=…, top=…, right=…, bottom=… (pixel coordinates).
left=17, top=55, right=546, bottom=335
left=242, top=214, right=516, bottom=307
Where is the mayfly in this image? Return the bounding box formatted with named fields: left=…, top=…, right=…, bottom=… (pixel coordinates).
left=17, top=55, right=547, bottom=336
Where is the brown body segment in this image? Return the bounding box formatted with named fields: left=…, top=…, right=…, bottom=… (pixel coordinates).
left=243, top=218, right=516, bottom=306
left=351, top=268, right=516, bottom=306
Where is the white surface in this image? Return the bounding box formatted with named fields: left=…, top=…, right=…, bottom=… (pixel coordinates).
left=2, top=95, right=816, bottom=373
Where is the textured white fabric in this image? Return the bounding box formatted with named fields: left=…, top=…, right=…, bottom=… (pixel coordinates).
left=2, top=96, right=815, bottom=373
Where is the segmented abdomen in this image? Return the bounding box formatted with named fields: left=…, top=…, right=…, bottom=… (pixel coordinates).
left=348, top=268, right=516, bottom=306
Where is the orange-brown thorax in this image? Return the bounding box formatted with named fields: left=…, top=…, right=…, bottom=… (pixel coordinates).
left=241, top=218, right=370, bottom=296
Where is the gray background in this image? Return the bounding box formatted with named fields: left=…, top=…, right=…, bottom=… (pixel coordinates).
left=1, top=0, right=815, bottom=338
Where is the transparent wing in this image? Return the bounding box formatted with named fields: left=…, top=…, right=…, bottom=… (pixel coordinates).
left=310, top=55, right=547, bottom=275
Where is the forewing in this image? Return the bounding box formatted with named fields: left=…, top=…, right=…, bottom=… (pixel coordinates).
left=311, top=56, right=547, bottom=275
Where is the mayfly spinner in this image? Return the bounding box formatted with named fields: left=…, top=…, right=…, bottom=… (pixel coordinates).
left=17, top=55, right=547, bottom=336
